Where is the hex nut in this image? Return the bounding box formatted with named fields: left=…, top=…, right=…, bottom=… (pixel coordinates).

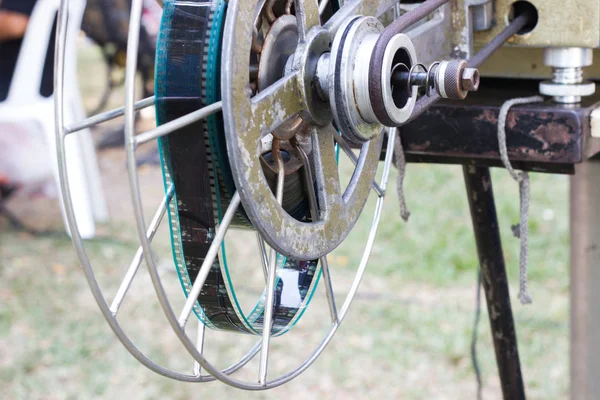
left=461, top=68, right=480, bottom=92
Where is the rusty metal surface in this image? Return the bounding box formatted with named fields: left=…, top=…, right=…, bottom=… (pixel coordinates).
left=463, top=166, right=526, bottom=400
left=402, top=80, right=600, bottom=174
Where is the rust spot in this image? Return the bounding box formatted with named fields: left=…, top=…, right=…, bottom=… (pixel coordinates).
left=401, top=91, right=590, bottom=172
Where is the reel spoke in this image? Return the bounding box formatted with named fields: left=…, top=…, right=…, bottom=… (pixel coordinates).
left=65, top=96, right=155, bottom=135
left=110, top=185, right=174, bottom=316
left=379, top=128, right=396, bottom=194
left=294, top=141, right=339, bottom=323
left=135, top=101, right=223, bottom=145
left=318, top=0, right=330, bottom=16
left=251, top=73, right=303, bottom=137
left=193, top=321, right=206, bottom=376
left=259, top=146, right=286, bottom=385
left=257, top=233, right=270, bottom=282
left=333, top=134, right=385, bottom=197
left=320, top=256, right=339, bottom=323
left=311, top=125, right=342, bottom=209
left=294, top=0, right=320, bottom=40
left=178, top=191, right=241, bottom=328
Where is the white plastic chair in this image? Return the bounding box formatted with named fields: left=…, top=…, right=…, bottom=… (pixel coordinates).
left=0, top=0, right=107, bottom=238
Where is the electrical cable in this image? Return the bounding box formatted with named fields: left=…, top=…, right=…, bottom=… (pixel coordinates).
left=471, top=270, right=483, bottom=400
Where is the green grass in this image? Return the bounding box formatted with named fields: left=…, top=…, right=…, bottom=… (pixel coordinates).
left=0, top=159, right=570, bottom=399
left=0, top=41, right=571, bottom=399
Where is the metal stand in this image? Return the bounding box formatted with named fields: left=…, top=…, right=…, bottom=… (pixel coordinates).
left=464, top=165, right=526, bottom=400
left=403, top=82, right=600, bottom=398
left=570, top=160, right=600, bottom=400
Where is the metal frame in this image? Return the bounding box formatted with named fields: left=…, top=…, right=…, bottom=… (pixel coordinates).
left=54, top=0, right=398, bottom=389
left=464, top=165, right=526, bottom=399
left=570, top=160, right=600, bottom=400
left=401, top=77, right=600, bottom=399
left=402, top=81, right=600, bottom=175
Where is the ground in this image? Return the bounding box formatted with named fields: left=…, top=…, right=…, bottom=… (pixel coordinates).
left=0, top=44, right=570, bottom=399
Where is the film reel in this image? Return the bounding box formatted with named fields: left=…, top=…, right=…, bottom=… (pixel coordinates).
left=55, top=0, right=399, bottom=389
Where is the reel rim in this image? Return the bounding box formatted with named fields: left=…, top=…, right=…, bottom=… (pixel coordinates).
left=54, top=0, right=397, bottom=390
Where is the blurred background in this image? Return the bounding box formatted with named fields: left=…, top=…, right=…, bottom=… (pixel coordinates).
left=0, top=1, right=569, bottom=399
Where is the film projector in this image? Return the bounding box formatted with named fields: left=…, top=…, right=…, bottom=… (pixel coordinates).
left=54, top=0, right=600, bottom=397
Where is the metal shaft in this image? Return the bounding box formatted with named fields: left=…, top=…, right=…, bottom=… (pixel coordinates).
left=392, top=71, right=429, bottom=87
left=259, top=145, right=286, bottom=386
left=293, top=141, right=338, bottom=324
left=463, top=166, right=526, bottom=400
left=541, top=47, right=594, bottom=104
left=409, top=9, right=533, bottom=122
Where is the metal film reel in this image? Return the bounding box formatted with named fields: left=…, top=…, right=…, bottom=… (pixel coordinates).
left=55, top=0, right=401, bottom=389
left=222, top=0, right=386, bottom=261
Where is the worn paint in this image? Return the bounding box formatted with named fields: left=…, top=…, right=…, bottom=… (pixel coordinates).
left=402, top=89, right=598, bottom=173
left=464, top=166, right=526, bottom=399
left=222, top=0, right=385, bottom=259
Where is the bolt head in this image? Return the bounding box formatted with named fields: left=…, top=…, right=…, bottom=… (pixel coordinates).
left=461, top=68, right=480, bottom=92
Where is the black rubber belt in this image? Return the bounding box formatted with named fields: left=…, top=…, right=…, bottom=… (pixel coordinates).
left=368, top=0, right=450, bottom=126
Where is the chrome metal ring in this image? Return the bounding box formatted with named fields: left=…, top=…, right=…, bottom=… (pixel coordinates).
left=380, top=33, right=418, bottom=125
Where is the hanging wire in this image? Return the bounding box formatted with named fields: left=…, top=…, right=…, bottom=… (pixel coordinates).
left=471, top=271, right=483, bottom=400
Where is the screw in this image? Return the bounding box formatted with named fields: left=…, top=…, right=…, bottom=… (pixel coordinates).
left=390, top=61, right=480, bottom=99
left=461, top=68, right=480, bottom=92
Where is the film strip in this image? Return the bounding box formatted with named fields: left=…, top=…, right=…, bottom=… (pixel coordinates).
left=155, top=0, right=322, bottom=335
